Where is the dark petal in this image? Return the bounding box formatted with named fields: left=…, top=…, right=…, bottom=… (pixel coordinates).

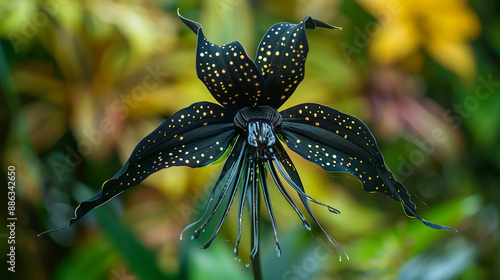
left=191, top=138, right=246, bottom=240
left=42, top=102, right=236, bottom=234
left=270, top=142, right=348, bottom=260
left=258, top=161, right=282, bottom=257
left=255, top=17, right=340, bottom=109
left=280, top=103, right=454, bottom=230
left=250, top=160, right=260, bottom=260
left=178, top=11, right=266, bottom=110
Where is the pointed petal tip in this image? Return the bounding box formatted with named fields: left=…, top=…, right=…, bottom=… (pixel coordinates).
left=303, top=220, right=312, bottom=231
left=250, top=247, right=259, bottom=260
left=38, top=220, right=76, bottom=237
left=201, top=241, right=212, bottom=250
left=177, top=9, right=202, bottom=34
left=176, top=8, right=184, bottom=20
left=37, top=227, right=65, bottom=237
left=315, top=20, right=342, bottom=30
left=190, top=231, right=199, bottom=240
left=340, top=252, right=350, bottom=262
left=328, top=206, right=341, bottom=214
left=180, top=227, right=189, bottom=240
left=305, top=16, right=343, bottom=30
left=421, top=219, right=457, bottom=232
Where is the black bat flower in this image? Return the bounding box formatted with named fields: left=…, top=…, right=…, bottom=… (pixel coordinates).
left=43, top=11, right=453, bottom=260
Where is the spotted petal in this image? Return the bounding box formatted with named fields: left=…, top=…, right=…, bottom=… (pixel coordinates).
left=255, top=17, right=340, bottom=109
left=280, top=103, right=453, bottom=230
left=179, top=11, right=266, bottom=111
left=41, top=102, right=236, bottom=234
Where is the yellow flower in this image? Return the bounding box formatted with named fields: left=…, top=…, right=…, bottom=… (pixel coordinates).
left=357, top=0, right=480, bottom=81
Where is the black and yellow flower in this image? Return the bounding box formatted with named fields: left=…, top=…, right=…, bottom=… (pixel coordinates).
left=45, top=11, right=452, bottom=260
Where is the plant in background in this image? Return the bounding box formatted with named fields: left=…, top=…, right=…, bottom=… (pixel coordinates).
left=356, top=0, right=480, bottom=81
left=42, top=11, right=453, bottom=278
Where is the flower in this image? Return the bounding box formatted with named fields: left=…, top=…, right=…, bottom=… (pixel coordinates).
left=43, top=11, right=453, bottom=259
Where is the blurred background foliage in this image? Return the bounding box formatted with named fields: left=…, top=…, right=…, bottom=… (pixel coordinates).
left=1, top=0, right=499, bottom=279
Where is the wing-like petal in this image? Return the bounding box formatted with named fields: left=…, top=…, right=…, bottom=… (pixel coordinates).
left=179, top=11, right=266, bottom=110
left=280, top=103, right=453, bottom=230
left=42, top=102, right=236, bottom=234
left=255, top=17, right=340, bottom=109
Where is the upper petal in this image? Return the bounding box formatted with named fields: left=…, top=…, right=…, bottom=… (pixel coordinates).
left=280, top=103, right=453, bottom=230
left=47, top=102, right=236, bottom=232
left=179, top=11, right=266, bottom=111
left=255, top=16, right=340, bottom=109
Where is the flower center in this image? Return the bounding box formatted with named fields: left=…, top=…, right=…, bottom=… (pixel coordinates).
left=234, top=106, right=282, bottom=150
left=247, top=120, right=276, bottom=149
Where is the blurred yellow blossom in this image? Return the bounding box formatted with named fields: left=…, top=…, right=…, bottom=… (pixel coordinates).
left=357, top=0, right=480, bottom=81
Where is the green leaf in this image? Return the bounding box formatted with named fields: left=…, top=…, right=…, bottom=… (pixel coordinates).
left=93, top=203, right=173, bottom=280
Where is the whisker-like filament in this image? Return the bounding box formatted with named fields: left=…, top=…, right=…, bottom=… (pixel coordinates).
left=272, top=147, right=349, bottom=260
left=180, top=143, right=239, bottom=240
left=191, top=141, right=246, bottom=239
left=301, top=194, right=349, bottom=261
left=234, top=155, right=251, bottom=256
left=250, top=160, right=260, bottom=260
left=180, top=180, right=219, bottom=240
left=267, top=160, right=311, bottom=231
left=202, top=153, right=246, bottom=249
left=258, top=161, right=282, bottom=257
left=270, top=153, right=340, bottom=214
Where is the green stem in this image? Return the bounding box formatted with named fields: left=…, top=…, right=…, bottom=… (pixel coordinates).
left=251, top=248, right=262, bottom=280
left=251, top=163, right=263, bottom=280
